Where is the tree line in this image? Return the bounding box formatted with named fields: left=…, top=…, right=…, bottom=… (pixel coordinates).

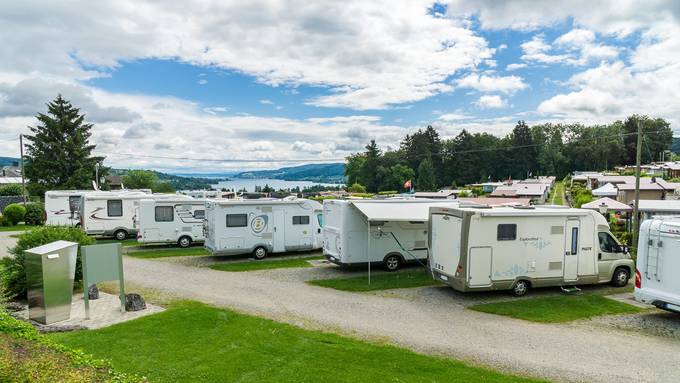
left=345, top=115, right=673, bottom=192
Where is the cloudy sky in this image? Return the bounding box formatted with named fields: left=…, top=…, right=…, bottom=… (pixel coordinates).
left=0, top=1, right=679, bottom=173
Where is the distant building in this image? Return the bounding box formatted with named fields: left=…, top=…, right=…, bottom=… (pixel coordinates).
left=489, top=183, right=550, bottom=204
left=413, top=189, right=462, bottom=199
left=617, top=182, right=665, bottom=203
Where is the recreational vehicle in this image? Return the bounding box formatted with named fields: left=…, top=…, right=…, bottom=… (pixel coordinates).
left=429, top=206, right=634, bottom=296
left=80, top=191, right=182, bottom=239
left=635, top=217, right=680, bottom=313
left=203, top=198, right=323, bottom=258
left=323, top=199, right=459, bottom=271
left=45, top=190, right=90, bottom=226
left=136, top=198, right=207, bottom=247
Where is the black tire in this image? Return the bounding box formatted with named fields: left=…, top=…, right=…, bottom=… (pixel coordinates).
left=511, top=280, right=530, bottom=297
left=253, top=246, right=267, bottom=260
left=178, top=236, right=192, bottom=248
left=611, top=267, right=630, bottom=287
left=383, top=254, right=402, bottom=272
left=114, top=229, right=127, bottom=241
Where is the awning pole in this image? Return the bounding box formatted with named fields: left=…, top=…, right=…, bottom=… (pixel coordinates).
left=367, top=220, right=371, bottom=285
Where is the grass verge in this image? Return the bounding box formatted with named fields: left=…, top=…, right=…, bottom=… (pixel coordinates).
left=50, top=301, right=543, bottom=383
left=0, top=224, right=39, bottom=232
left=210, top=256, right=322, bottom=272
left=126, top=247, right=209, bottom=259
left=469, top=294, right=642, bottom=323
left=548, top=181, right=565, bottom=206
left=96, top=238, right=140, bottom=247
left=308, top=269, right=439, bottom=292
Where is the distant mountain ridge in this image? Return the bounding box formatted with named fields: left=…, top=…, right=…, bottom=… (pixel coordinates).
left=0, top=156, right=21, bottom=167
left=236, top=163, right=345, bottom=183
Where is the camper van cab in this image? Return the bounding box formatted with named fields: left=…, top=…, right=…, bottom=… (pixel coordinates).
left=136, top=198, right=206, bottom=247
left=203, top=198, right=323, bottom=259
left=323, top=199, right=459, bottom=271
left=635, top=217, right=680, bottom=313
left=429, top=206, right=634, bottom=296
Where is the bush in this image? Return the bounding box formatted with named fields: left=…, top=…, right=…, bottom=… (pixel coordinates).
left=2, top=204, right=26, bottom=225
left=0, top=184, right=24, bottom=196
left=0, top=226, right=95, bottom=298
left=0, top=215, right=10, bottom=227
left=23, top=203, right=45, bottom=226
left=347, top=183, right=367, bottom=193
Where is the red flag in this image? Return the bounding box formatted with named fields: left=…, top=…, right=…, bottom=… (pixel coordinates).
left=403, top=179, right=412, bottom=189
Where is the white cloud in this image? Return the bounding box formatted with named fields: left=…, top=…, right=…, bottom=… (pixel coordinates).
left=520, top=35, right=570, bottom=64
left=197, top=79, right=208, bottom=85
left=505, top=63, right=527, bottom=71
left=456, top=73, right=527, bottom=94
left=438, top=113, right=472, bottom=121
left=203, top=106, right=228, bottom=115
left=259, top=99, right=273, bottom=105
left=474, top=95, right=506, bottom=109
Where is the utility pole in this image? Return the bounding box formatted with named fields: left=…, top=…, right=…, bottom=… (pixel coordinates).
left=19, top=134, right=27, bottom=205
left=632, top=120, right=642, bottom=251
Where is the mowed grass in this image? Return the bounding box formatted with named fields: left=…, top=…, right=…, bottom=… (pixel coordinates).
left=549, top=181, right=565, bottom=206
left=126, top=247, right=209, bottom=258
left=0, top=224, right=39, bottom=232
left=95, top=238, right=139, bottom=247
left=210, top=256, right=323, bottom=272
left=469, top=294, right=642, bottom=323
left=308, top=269, right=439, bottom=292
left=50, top=301, right=544, bottom=383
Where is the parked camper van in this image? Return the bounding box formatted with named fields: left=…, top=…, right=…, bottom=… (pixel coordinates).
left=79, top=191, right=172, bottom=239
left=45, top=190, right=89, bottom=226
left=635, top=217, right=680, bottom=313
left=429, top=206, right=634, bottom=296
left=136, top=198, right=206, bottom=247
left=323, top=199, right=458, bottom=271
left=204, top=198, right=323, bottom=258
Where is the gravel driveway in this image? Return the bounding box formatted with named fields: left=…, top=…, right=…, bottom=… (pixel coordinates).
left=0, top=231, right=19, bottom=258
left=122, top=255, right=680, bottom=383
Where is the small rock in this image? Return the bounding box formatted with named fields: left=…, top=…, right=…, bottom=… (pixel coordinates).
left=125, top=293, right=146, bottom=312
left=88, top=284, right=99, bottom=300
left=4, top=301, right=25, bottom=312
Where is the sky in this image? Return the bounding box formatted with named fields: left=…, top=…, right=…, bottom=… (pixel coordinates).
left=0, top=1, right=679, bottom=173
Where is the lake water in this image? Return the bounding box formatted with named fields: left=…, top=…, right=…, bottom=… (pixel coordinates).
left=211, top=178, right=343, bottom=192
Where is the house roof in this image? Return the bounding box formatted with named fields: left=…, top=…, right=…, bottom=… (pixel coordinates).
left=582, top=197, right=632, bottom=212
left=458, top=197, right=530, bottom=206
left=616, top=183, right=664, bottom=191
left=655, top=178, right=680, bottom=191
left=592, top=183, right=618, bottom=197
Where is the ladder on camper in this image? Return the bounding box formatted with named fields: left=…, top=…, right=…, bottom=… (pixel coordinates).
left=645, top=220, right=662, bottom=282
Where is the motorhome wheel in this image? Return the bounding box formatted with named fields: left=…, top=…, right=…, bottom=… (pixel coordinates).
left=253, top=246, right=268, bottom=260
left=383, top=254, right=402, bottom=271
left=512, top=280, right=529, bottom=297
left=178, top=236, right=192, bottom=248
left=611, top=267, right=630, bottom=287
left=114, top=229, right=127, bottom=241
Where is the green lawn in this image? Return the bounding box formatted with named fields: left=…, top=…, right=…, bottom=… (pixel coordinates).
left=0, top=224, right=39, bottom=232
left=50, top=301, right=543, bottom=383
left=469, top=294, right=642, bottom=323
left=95, top=238, right=140, bottom=247
left=548, top=181, right=565, bottom=206
left=308, top=269, right=439, bottom=292
left=126, top=247, right=209, bottom=259
left=210, top=256, right=322, bottom=272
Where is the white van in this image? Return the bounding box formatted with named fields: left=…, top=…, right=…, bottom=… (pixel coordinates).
left=635, top=216, right=680, bottom=313
left=429, top=205, right=634, bottom=296
left=323, top=199, right=459, bottom=271
left=136, top=198, right=207, bottom=247
left=204, top=198, right=323, bottom=259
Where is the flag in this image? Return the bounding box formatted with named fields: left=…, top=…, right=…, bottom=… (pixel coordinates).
left=404, top=180, right=412, bottom=189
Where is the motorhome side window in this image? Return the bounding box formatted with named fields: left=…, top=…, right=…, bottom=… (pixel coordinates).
left=155, top=206, right=174, bottom=222
left=317, top=213, right=324, bottom=227
left=226, top=214, right=248, bottom=227
left=193, top=210, right=205, bottom=220
left=497, top=224, right=516, bottom=241
left=292, top=215, right=310, bottom=225
left=107, top=200, right=123, bottom=217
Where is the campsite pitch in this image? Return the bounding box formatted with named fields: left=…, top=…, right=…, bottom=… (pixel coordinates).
left=126, top=247, right=210, bottom=259
left=308, top=269, right=439, bottom=292
left=210, top=256, right=323, bottom=272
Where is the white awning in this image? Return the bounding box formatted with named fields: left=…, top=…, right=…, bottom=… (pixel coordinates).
left=351, top=200, right=457, bottom=222
left=591, top=183, right=618, bottom=197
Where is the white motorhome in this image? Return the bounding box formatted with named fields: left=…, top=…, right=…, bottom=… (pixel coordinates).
left=429, top=205, right=634, bottom=296
left=136, top=198, right=207, bottom=247
left=323, top=199, right=459, bottom=271
left=204, top=198, right=323, bottom=259
left=45, top=190, right=90, bottom=226
left=80, top=191, right=181, bottom=239
left=635, top=217, right=680, bottom=313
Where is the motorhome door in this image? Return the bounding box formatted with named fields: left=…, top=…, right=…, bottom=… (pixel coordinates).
left=468, top=247, right=492, bottom=287
left=564, top=219, right=580, bottom=282
left=273, top=209, right=286, bottom=252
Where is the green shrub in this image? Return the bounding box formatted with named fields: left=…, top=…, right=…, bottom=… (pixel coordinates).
left=2, top=204, right=26, bottom=225
left=0, top=226, right=94, bottom=298
left=349, top=193, right=374, bottom=198
left=23, top=203, right=45, bottom=226
left=378, top=190, right=398, bottom=195
left=0, top=184, right=24, bottom=196
left=0, top=215, right=10, bottom=227
left=347, top=183, right=367, bottom=193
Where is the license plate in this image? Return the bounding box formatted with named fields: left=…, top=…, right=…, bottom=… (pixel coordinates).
left=666, top=303, right=680, bottom=312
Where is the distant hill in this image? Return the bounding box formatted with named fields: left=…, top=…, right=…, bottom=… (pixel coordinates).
left=673, top=137, right=680, bottom=154
left=236, top=163, right=345, bottom=183
left=111, top=169, right=226, bottom=190
left=0, top=156, right=20, bottom=167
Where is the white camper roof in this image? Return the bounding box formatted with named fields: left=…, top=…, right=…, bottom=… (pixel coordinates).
left=141, top=197, right=205, bottom=204
left=592, top=183, right=618, bottom=197
left=350, top=200, right=460, bottom=222
left=637, top=199, right=680, bottom=213
left=209, top=198, right=322, bottom=209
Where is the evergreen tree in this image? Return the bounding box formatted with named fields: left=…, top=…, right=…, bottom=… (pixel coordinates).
left=24, top=95, right=104, bottom=196
left=360, top=140, right=381, bottom=192
left=508, top=120, right=537, bottom=179
left=416, top=158, right=436, bottom=191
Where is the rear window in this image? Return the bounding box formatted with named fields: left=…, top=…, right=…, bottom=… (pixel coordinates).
left=226, top=214, right=248, bottom=227
left=107, top=200, right=123, bottom=217
left=193, top=209, right=205, bottom=220
left=293, top=215, right=310, bottom=225
left=155, top=206, right=174, bottom=222
left=497, top=224, right=517, bottom=241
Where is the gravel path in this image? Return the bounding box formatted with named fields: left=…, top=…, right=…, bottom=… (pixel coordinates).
left=122, top=255, right=680, bottom=383
left=0, top=231, right=19, bottom=258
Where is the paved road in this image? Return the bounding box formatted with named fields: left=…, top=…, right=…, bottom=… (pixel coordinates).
left=122, top=255, right=680, bottom=383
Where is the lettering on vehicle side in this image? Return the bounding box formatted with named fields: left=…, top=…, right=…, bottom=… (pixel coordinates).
left=582, top=246, right=592, bottom=251
left=520, top=237, right=552, bottom=250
